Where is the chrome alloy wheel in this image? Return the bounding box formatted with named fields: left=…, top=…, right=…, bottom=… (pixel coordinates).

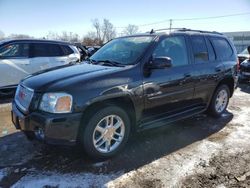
left=92, top=115, right=125, bottom=153
left=215, top=89, right=228, bottom=113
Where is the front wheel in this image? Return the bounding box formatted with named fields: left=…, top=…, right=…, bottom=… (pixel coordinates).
left=80, top=106, right=131, bottom=159
left=208, top=85, right=230, bottom=118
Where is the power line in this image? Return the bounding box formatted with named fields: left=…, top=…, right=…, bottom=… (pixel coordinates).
left=115, top=12, right=250, bottom=29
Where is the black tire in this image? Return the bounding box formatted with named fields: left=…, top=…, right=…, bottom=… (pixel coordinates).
left=80, top=106, right=131, bottom=159
left=23, top=131, right=35, bottom=140
left=208, top=84, right=230, bottom=118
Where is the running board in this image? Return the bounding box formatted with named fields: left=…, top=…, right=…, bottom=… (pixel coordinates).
left=138, top=106, right=206, bottom=131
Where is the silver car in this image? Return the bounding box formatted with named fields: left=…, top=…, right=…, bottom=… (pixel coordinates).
left=0, top=39, right=80, bottom=96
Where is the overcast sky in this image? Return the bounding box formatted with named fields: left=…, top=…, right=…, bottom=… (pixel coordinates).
left=0, top=0, right=249, bottom=38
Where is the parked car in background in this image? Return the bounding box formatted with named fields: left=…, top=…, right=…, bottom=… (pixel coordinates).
left=0, top=39, right=80, bottom=96
left=12, top=29, right=238, bottom=159
left=238, top=47, right=250, bottom=82
left=74, top=42, right=88, bottom=61
left=87, top=46, right=101, bottom=56
left=238, top=48, right=250, bottom=64
left=239, top=59, right=250, bottom=82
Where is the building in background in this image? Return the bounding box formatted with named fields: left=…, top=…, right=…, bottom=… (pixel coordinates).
left=223, top=31, right=250, bottom=53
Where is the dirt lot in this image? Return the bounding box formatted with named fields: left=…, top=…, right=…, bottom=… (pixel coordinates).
left=0, top=84, right=250, bottom=188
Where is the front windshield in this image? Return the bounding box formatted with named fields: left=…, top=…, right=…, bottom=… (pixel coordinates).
left=90, top=36, right=154, bottom=65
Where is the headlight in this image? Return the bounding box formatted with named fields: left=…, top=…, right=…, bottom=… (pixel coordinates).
left=39, top=93, right=73, bottom=113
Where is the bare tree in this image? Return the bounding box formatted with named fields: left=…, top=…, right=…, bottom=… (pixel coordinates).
left=46, top=31, right=60, bottom=40
left=122, top=24, right=139, bottom=35
left=102, top=19, right=116, bottom=42
left=82, top=31, right=100, bottom=46
left=8, top=34, right=32, bottom=39
left=46, top=31, right=80, bottom=42
left=92, top=19, right=102, bottom=43
left=88, top=18, right=116, bottom=45
left=0, top=30, right=4, bottom=40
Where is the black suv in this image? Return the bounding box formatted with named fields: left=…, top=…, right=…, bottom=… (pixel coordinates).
left=12, top=29, right=238, bottom=159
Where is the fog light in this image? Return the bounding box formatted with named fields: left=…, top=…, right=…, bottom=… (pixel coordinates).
left=34, top=128, right=45, bottom=140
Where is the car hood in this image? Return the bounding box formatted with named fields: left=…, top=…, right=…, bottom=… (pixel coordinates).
left=22, top=63, right=122, bottom=92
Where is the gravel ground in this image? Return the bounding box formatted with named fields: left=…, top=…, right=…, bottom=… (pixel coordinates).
left=0, top=84, right=250, bottom=188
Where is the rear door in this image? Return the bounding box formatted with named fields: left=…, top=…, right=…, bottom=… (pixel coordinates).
left=47, top=44, right=70, bottom=66
left=0, top=42, right=31, bottom=87
left=191, top=35, right=225, bottom=106
left=29, top=42, right=52, bottom=72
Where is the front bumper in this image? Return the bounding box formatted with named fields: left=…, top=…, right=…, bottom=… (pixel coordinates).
left=11, top=102, right=82, bottom=145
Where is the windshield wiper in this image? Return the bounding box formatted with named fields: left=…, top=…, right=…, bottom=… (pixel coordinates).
left=94, top=60, right=125, bottom=67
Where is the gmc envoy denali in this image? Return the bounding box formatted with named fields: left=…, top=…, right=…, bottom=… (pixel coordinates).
left=12, top=29, right=238, bottom=159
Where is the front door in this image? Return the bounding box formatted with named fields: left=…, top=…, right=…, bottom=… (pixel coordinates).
left=142, top=36, right=195, bottom=124
left=0, top=42, right=31, bottom=87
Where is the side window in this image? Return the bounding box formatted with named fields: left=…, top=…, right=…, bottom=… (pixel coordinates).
left=0, top=43, right=29, bottom=58
left=153, top=36, right=189, bottom=67
left=205, top=38, right=216, bottom=61
left=210, top=37, right=233, bottom=61
left=32, top=43, right=50, bottom=57
left=48, top=44, right=64, bottom=57
left=32, top=43, right=64, bottom=57
left=191, top=36, right=208, bottom=63
left=61, top=45, right=74, bottom=55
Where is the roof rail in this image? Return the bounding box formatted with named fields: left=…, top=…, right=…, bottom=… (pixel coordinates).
left=147, top=28, right=187, bottom=34
left=176, top=28, right=223, bottom=35
left=147, top=28, right=223, bottom=35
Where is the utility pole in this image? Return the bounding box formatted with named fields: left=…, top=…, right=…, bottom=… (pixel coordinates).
left=169, top=19, right=173, bottom=32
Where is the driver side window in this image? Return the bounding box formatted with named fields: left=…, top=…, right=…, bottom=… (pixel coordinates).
left=153, top=36, right=188, bottom=67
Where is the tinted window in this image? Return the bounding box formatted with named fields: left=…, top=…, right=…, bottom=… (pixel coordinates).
left=210, top=37, right=233, bottom=60
left=191, top=36, right=208, bottom=62
left=153, top=36, right=189, bottom=67
left=32, top=43, right=64, bottom=57
left=0, top=43, right=29, bottom=58
left=49, top=44, right=64, bottom=56
left=205, top=38, right=216, bottom=61
left=61, top=45, right=74, bottom=55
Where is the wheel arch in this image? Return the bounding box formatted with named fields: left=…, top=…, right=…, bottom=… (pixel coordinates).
left=78, top=94, right=137, bottom=139
left=216, top=76, right=235, bottom=98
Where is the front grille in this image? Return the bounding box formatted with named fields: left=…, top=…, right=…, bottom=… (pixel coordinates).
left=15, top=84, right=34, bottom=112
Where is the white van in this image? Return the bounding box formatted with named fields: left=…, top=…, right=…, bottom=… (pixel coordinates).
left=0, top=39, right=80, bottom=96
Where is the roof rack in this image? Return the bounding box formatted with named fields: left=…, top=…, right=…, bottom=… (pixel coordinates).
left=147, top=28, right=187, bottom=34
left=176, top=28, right=223, bottom=35
left=147, top=28, right=223, bottom=35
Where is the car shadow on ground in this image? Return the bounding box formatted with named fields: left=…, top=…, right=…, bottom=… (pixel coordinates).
left=238, top=83, right=250, bottom=94
left=0, top=111, right=233, bottom=179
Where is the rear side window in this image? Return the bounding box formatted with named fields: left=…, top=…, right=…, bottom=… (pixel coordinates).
left=31, top=43, right=64, bottom=57
left=210, top=37, right=233, bottom=61
left=191, top=36, right=208, bottom=63
left=205, top=38, right=216, bottom=61
left=49, top=44, right=64, bottom=56
left=61, top=45, right=74, bottom=55
left=0, top=43, right=29, bottom=58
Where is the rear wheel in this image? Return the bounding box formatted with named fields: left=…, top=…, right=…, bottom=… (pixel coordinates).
left=80, top=106, right=131, bottom=159
left=208, top=85, right=230, bottom=117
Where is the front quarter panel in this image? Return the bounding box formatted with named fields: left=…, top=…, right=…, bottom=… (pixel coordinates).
left=69, top=65, right=144, bottom=120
